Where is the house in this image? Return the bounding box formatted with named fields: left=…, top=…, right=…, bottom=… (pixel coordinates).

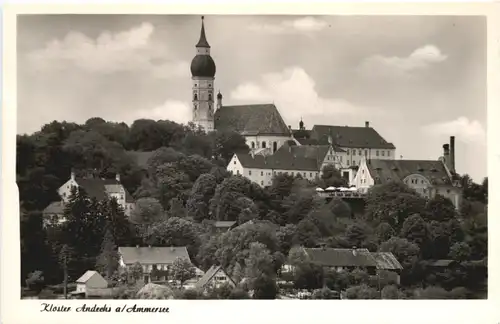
left=212, top=221, right=237, bottom=234
left=118, top=246, right=191, bottom=283
left=226, top=141, right=354, bottom=187
left=285, top=247, right=402, bottom=279
left=195, top=265, right=236, bottom=291
left=352, top=136, right=462, bottom=209
left=42, top=171, right=136, bottom=226
left=371, top=252, right=404, bottom=284
left=293, top=121, right=397, bottom=167
left=72, top=270, right=108, bottom=297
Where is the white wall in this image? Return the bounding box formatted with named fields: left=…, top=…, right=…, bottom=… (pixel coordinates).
left=58, top=178, right=79, bottom=203
left=351, top=159, right=374, bottom=192
left=342, top=147, right=396, bottom=168
left=192, top=76, right=215, bottom=132
left=86, top=273, right=108, bottom=289
left=245, top=135, right=293, bottom=154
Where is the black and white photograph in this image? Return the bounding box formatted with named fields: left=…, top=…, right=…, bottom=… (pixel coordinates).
left=5, top=5, right=495, bottom=311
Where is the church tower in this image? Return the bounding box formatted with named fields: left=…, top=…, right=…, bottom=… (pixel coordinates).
left=190, top=16, right=216, bottom=132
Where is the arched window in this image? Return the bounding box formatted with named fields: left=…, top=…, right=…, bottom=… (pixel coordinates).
left=262, top=141, right=266, bottom=148
left=251, top=142, right=255, bottom=149
left=208, top=93, right=212, bottom=101
left=273, top=141, right=277, bottom=153
left=194, top=93, right=198, bottom=100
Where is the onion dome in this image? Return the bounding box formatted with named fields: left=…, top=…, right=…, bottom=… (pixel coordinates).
left=190, top=16, right=216, bottom=78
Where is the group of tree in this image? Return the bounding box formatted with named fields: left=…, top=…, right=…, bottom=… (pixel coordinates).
left=19, top=117, right=487, bottom=299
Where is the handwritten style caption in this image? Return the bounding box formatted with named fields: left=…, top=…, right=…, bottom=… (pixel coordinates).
left=41, top=303, right=170, bottom=313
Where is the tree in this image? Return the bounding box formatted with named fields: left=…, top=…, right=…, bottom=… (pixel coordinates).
left=231, top=262, right=244, bottom=285
left=311, top=288, right=340, bottom=299
left=425, top=195, right=457, bottom=222
left=25, top=270, right=45, bottom=292
left=100, top=198, right=133, bottom=246
left=229, top=288, right=250, bottom=299
left=345, top=284, right=380, bottom=299
left=276, top=224, right=298, bottom=255
left=415, top=286, right=449, bottom=299
left=210, top=130, right=249, bottom=163
left=294, top=218, right=321, bottom=248
left=320, top=164, right=348, bottom=187
left=169, top=197, right=187, bottom=219
left=143, top=217, right=200, bottom=257
left=95, top=229, right=120, bottom=278
left=400, top=214, right=430, bottom=248
left=449, top=242, right=472, bottom=261
left=344, top=221, right=373, bottom=248
left=130, top=197, right=165, bottom=225
left=375, top=222, right=395, bottom=243
left=365, top=181, right=427, bottom=228
left=209, top=176, right=255, bottom=221
left=252, top=274, right=278, bottom=299
left=129, top=262, right=144, bottom=283
left=171, top=257, right=196, bottom=287
left=381, top=285, right=405, bottom=299
left=186, top=173, right=217, bottom=222
left=327, top=197, right=352, bottom=218
left=245, top=242, right=276, bottom=281
left=379, top=237, right=420, bottom=270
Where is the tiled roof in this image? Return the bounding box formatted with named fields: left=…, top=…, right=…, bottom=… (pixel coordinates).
left=366, top=159, right=452, bottom=186
left=214, top=104, right=291, bottom=136
left=43, top=201, right=64, bottom=215
left=311, top=125, right=396, bottom=149
left=371, top=252, right=403, bottom=270
left=235, top=144, right=339, bottom=172
left=126, top=151, right=154, bottom=169
left=76, top=270, right=103, bottom=284
left=118, top=246, right=191, bottom=265
left=195, top=265, right=234, bottom=289
left=74, top=177, right=134, bottom=203
left=301, top=247, right=378, bottom=267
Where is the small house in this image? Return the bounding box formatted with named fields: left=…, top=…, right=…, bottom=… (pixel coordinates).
left=195, top=265, right=236, bottom=291
left=73, top=271, right=108, bottom=296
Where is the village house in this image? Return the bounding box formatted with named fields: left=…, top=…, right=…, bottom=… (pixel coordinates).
left=118, top=246, right=192, bottom=283
left=284, top=247, right=402, bottom=283
left=42, top=171, right=136, bottom=226
left=72, top=270, right=108, bottom=298
left=195, top=265, right=236, bottom=291
left=352, top=136, right=462, bottom=209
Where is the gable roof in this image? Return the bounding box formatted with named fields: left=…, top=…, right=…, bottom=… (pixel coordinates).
left=235, top=144, right=342, bottom=172
left=300, top=247, right=378, bottom=267
left=366, top=159, right=453, bottom=186
left=195, top=265, right=234, bottom=289
left=371, top=252, right=403, bottom=270
left=74, top=177, right=135, bottom=203
left=214, top=104, right=291, bottom=136
left=43, top=201, right=64, bottom=215
left=311, top=125, right=395, bottom=149
left=76, top=270, right=104, bottom=284
left=118, top=246, right=191, bottom=265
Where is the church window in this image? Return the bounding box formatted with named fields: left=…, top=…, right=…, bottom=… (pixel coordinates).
left=208, top=93, right=212, bottom=101
left=251, top=142, right=255, bottom=149
left=273, top=141, right=277, bottom=153
left=262, top=142, right=266, bottom=148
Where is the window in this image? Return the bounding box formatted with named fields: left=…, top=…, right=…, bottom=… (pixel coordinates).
left=120, top=194, right=124, bottom=200
left=291, top=172, right=294, bottom=176
left=387, top=151, right=390, bottom=156
left=262, top=141, right=266, bottom=148
left=251, top=142, right=255, bottom=149
left=381, top=151, right=385, bottom=156
left=233, top=160, right=236, bottom=165
left=273, top=141, right=278, bottom=153
left=347, top=149, right=350, bottom=155
left=376, top=150, right=379, bottom=156
left=193, top=93, right=198, bottom=100
left=353, top=160, right=356, bottom=166
left=194, top=84, right=197, bottom=87
left=359, top=150, right=362, bottom=155
left=249, top=171, right=252, bottom=176
left=347, top=160, right=350, bottom=166
left=353, top=150, right=356, bottom=156
left=237, top=170, right=240, bottom=175
left=209, top=84, right=212, bottom=87
left=194, top=104, right=198, bottom=110
left=310, top=173, right=313, bottom=177
left=365, top=150, right=368, bottom=156
left=261, top=181, right=264, bottom=185
left=261, top=171, right=264, bottom=176
left=208, top=93, right=212, bottom=100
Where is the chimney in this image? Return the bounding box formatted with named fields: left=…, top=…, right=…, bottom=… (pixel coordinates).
left=115, top=173, right=121, bottom=182
left=365, top=121, right=369, bottom=128
left=450, top=136, right=456, bottom=173
left=216, top=91, right=223, bottom=110
left=443, top=143, right=450, bottom=169
left=148, top=245, right=151, bottom=248
left=327, top=135, right=333, bottom=145
left=70, top=170, right=75, bottom=181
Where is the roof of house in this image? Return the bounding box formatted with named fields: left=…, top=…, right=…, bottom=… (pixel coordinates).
left=235, top=143, right=339, bottom=171
left=214, top=104, right=291, bottom=136
left=300, top=247, right=378, bottom=267
left=311, top=125, right=396, bottom=149
left=43, top=201, right=65, bottom=215
left=213, top=221, right=237, bottom=228
left=126, top=150, right=155, bottom=169
left=195, top=265, right=234, bottom=289
left=118, top=246, right=191, bottom=265
left=428, top=259, right=457, bottom=267
left=75, top=177, right=134, bottom=203
left=76, top=270, right=104, bottom=284
left=366, top=159, right=453, bottom=186
left=371, top=252, right=403, bottom=270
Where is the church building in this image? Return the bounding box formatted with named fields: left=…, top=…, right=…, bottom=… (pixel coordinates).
left=190, top=16, right=296, bottom=154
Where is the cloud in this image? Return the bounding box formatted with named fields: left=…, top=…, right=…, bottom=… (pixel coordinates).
left=422, top=117, right=486, bottom=145
left=126, top=100, right=192, bottom=125
left=25, top=22, right=187, bottom=78
left=230, top=67, right=378, bottom=123
left=358, top=45, right=448, bottom=78
left=248, top=16, right=328, bottom=34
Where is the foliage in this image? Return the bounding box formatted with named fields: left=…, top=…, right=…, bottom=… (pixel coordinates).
left=311, top=287, right=339, bottom=299
left=449, top=242, right=472, bottom=261
left=252, top=274, right=278, bottom=299
left=170, top=257, right=196, bottom=286
left=95, top=229, right=120, bottom=278
left=26, top=270, right=45, bottom=292
left=345, top=284, right=380, bottom=299
left=129, top=197, right=165, bottom=225
left=143, top=217, right=200, bottom=257
left=381, top=285, right=405, bottom=299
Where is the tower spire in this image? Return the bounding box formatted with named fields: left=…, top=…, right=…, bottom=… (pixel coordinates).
left=196, top=16, right=210, bottom=48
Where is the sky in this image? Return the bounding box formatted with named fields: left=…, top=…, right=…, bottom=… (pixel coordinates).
left=16, top=14, right=487, bottom=182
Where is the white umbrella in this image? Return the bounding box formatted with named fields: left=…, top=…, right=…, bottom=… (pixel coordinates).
left=315, top=188, right=324, bottom=192
left=325, top=186, right=336, bottom=191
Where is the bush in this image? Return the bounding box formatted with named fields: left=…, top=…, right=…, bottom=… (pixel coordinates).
left=449, top=287, right=470, bottom=299
left=415, top=286, right=449, bottom=299
left=229, top=288, right=250, bottom=299
left=26, top=270, right=45, bottom=292
left=38, top=289, right=57, bottom=299
left=345, top=284, right=380, bottom=299
left=381, top=285, right=405, bottom=299
left=181, top=289, right=204, bottom=299
left=311, top=288, right=340, bottom=299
